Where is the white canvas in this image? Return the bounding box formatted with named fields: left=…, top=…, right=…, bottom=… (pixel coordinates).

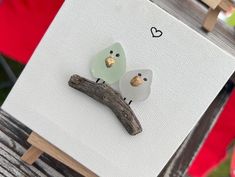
left=2, top=0, right=235, bottom=176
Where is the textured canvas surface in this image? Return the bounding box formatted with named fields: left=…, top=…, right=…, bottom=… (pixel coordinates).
left=2, top=0, right=235, bottom=176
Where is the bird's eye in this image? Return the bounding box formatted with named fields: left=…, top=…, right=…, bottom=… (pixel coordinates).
left=143, top=78, right=147, bottom=81
left=138, top=73, right=142, bottom=77
left=110, top=50, right=113, bottom=54
left=116, top=53, right=120, bottom=57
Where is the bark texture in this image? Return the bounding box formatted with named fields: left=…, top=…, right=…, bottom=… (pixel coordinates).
left=68, top=74, right=143, bottom=135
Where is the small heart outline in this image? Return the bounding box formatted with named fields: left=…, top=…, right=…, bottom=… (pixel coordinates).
left=150, top=27, right=163, bottom=38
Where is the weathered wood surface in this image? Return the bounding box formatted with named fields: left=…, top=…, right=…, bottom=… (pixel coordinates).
left=201, top=0, right=222, bottom=9
left=0, top=0, right=235, bottom=176
left=26, top=132, right=98, bottom=177
left=158, top=82, right=234, bottom=177
left=69, top=74, right=142, bottom=135
left=0, top=110, right=83, bottom=177
left=151, top=0, right=235, bottom=56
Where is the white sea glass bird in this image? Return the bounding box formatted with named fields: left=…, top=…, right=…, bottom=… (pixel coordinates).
left=91, top=42, right=126, bottom=84
left=119, top=69, right=153, bottom=105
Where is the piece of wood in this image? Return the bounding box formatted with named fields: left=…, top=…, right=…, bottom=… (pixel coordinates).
left=21, top=146, right=43, bottom=165
left=0, top=147, right=34, bottom=177
left=27, top=132, right=98, bottom=177
left=219, top=0, right=234, bottom=11
left=202, top=0, right=222, bottom=9
left=202, top=7, right=221, bottom=32
left=68, top=74, right=142, bottom=135
left=202, top=0, right=234, bottom=32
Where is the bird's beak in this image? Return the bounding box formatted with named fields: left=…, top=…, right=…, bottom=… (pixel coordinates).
left=130, top=76, right=143, bottom=87
left=105, top=56, right=116, bottom=68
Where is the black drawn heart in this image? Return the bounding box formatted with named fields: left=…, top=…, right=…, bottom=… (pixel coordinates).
left=151, top=27, right=163, bottom=38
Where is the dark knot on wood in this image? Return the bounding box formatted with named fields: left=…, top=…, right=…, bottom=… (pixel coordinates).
left=68, top=74, right=142, bottom=135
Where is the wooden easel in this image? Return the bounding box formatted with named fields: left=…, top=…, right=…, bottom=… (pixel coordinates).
left=202, top=0, right=234, bottom=32
left=21, top=132, right=98, bottom=177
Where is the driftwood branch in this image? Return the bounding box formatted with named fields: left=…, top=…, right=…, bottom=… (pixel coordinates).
left=68, top=74, right=142, bottom=135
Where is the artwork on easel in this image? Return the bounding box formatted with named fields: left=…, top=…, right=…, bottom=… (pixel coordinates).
left=69, top=42, right=153, bottom=135
left=3, top=1, right=235, bottom=176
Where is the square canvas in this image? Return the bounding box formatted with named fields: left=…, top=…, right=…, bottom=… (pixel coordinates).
left=2, top=0, right=235, bottom=176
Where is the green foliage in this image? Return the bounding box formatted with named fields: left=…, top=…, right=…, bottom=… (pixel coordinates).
left=227, top=12, right=235, bottom=26
left=207, top=154, right=231, bottom=177
left=0, top=57, right=24, bottom=105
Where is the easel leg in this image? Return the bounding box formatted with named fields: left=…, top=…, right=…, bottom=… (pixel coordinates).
left=22, top=132, right=98, bottom=177
left=202, top=7, right=221, bottom=32
left=21, top=145, right=43, bottom=165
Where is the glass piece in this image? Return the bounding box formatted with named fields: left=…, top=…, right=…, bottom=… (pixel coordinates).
left=119, top=69, right=153, bottom=102
left=91, top=42, right=126, bottom=84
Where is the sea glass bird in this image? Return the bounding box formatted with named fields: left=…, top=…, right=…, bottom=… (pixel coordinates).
left=119, top=69, right=153, bottom=105
left=91, top=42, right=126, bottom=84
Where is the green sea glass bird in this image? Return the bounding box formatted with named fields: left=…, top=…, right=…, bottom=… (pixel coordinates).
left=91, top=42, right=126, bottom=84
